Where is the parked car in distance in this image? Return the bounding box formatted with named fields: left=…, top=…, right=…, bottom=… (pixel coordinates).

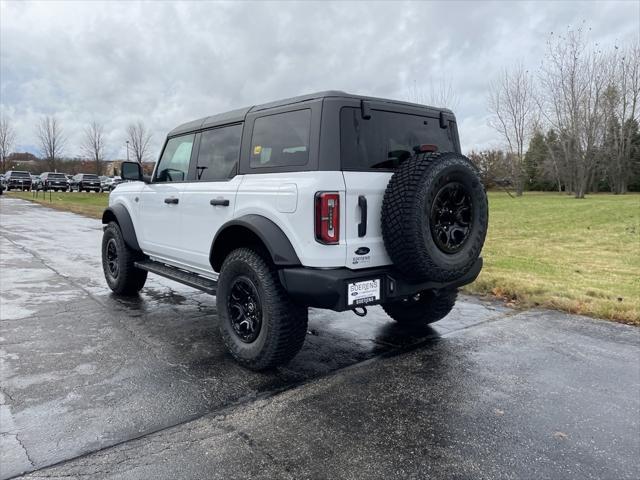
left=109, top=176, right=123, bottom=191
left=39, top=172, right=70, bottom=191
left=71, top=173, right=102, bottom=192
left=99, top=176, right=124, bottom=192
left=0, top=174, right=5, bottom=195
left=4, top=171, right=33, bottom=191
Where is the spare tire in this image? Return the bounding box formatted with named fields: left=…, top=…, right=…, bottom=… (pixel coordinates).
left=381, top=151, right=488, bottom=283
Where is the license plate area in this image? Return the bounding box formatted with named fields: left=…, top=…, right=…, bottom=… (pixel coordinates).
left=347, top=278, right=381, bottom=306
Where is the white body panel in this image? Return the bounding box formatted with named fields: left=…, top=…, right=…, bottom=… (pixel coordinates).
left=138, top=183, right=185, bottom=262
left=179, top=176, right=243, bottom=274
left=342, top=171, right=393, bottom=269
left=110, top=170, right=394, bottom=273
left=234, top=171, right=346, bottom=268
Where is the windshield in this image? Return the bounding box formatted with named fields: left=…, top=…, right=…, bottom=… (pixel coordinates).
left=340, top=108, right=459, bottom=170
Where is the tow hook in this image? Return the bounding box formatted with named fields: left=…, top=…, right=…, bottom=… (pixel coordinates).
left=352, top=306, right=367, bottom=317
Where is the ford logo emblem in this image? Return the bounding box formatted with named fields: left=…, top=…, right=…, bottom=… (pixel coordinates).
left=355, top=247, right=370, bottom=255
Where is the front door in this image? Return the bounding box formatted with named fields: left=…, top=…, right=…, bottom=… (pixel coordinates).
left=139, top=133, right=195, bottom=263
left=179, top=124, right=244, bottom=275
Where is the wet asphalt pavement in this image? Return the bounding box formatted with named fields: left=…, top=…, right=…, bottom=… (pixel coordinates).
left=0, top=197, right=638, bottom=479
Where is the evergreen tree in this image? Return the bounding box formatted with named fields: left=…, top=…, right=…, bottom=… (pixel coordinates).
left=524, top=130, right=546, bottom=190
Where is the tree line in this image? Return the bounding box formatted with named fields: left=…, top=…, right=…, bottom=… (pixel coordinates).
left=484, top=25, right=639, bottom=197
left=0, top=117, right=154, bottom=175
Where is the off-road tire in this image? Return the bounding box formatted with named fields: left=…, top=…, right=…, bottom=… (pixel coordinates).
left=381, top=152, right=488, bottom=282
left=382, top=288, right=458, bottom=325
left=101, top=221, right=147, bottom=295
left=217, top=248, right=308, bottom=371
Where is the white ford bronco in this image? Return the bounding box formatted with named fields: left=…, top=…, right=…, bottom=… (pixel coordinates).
left=102, top=91, right=488, bottom=370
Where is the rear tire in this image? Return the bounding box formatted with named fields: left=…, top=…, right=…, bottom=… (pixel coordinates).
left=217, top=248, right=308, bottom=371
left=101, top=221, right=147, bottom=295
left=382, top=288, right=458, bottom=325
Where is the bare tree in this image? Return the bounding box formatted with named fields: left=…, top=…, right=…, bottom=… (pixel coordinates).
left=36, top=116, right=66, bottom=171
left=602, top=44, right=640, bottom=194
left=82, top=121, right=106, bottom=175
left=126, top=121, right=152, bottom=163
left=407, top=77, right=459, bottom=109
left=0, top=117, right=16, bottom=172
left=468, top=149, right=510, bottom=189
left=488, top=64, right=537, bottom=196
left=539, top=26, right=610, bottom=198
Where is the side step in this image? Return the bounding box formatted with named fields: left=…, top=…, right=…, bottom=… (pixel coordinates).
left=135, top=260, right=218, bottom=295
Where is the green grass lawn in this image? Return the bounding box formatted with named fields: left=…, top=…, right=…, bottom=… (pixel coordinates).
left=7, top=190, right=108, bottom=219
left=6, top=190, right=639, bottom=324
left=465, top=192, right=640, bottom=324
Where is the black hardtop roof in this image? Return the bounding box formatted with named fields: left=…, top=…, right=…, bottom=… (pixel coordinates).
left=168, top=91, right=453, bottom=137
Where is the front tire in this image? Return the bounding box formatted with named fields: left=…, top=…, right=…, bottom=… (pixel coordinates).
left=217, top=248, right=308, bottom=371
left=382, top=288, right=458, bottom=325
left=101, top=222, right=147, bottom=295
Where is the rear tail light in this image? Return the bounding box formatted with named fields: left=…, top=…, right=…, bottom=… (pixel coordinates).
left=315, top=192, right=340, bottom=244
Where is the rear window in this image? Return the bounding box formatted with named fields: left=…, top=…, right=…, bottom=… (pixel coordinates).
left=49, top=173, right=66, bottom=179
left=250, top=109, right=311, bottom=168
left=83, top=174, right=99, bottom=179
left=340, top=108, right=457, bottom=170
left=10, top=171, right=31, bottom=177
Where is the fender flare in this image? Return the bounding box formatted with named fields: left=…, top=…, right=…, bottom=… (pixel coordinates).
left=102, top=204, right=141, bottom=252
left=210, top=215, right=301, bottom=271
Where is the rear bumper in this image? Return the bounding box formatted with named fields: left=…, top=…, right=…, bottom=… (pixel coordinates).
left=279, top=258, right=482, bottom=312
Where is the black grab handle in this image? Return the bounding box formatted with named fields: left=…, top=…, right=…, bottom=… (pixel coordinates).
left=358, top=195, right=367, bottom=237
left=164, top=197, right=179, bottom=204
left=210, top=199, right=230, bottom=207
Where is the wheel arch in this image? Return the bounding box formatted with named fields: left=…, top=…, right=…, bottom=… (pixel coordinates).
left=102, top=204, right=141, bottom=252
left=210, top=215, right=301, bottom=272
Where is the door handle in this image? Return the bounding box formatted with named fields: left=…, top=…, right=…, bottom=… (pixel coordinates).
left=164, top=197, right=179, bottom=204
left=358, top=195, right=367, bottom=237
left=210, top=199, right=230, bottom=207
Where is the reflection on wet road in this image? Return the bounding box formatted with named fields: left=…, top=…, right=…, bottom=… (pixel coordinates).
left=0, top=198, right=510, bottom=478
left=4, top=198, right=637, bottom=480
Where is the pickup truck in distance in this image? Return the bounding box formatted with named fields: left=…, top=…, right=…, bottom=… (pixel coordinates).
left=4, top=171, right=33, bottom=191
left=101, top=91, right=488, bottom=370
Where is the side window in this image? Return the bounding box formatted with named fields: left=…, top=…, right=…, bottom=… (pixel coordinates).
left=250, top=109, right=311, bottom=168
left=196, top=124, right=243, bottom=181
left=155, top=134, right=195, bottom=183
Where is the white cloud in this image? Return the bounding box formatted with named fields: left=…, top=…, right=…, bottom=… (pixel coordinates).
left=1, top=0, right=638, bottom=159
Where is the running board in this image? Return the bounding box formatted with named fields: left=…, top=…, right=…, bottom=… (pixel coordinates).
left=135, top=260, right=217, bottom=295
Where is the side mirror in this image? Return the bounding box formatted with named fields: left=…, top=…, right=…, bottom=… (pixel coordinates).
left=121, top=161, right=146, bottom=182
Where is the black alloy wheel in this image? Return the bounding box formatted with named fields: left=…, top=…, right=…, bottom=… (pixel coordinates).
left=228, top=277, right=262, bottom=343
left=429, top=181, right=473, bottom=254
left=105, top=238, right=119, bottom=279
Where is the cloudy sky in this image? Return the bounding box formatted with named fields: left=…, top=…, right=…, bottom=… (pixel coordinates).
left=1, top=0, right=638, bottom=160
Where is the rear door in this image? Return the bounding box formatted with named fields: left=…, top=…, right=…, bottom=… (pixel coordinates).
left=339, top=103, right=458, bottom=269
left=179, top=124, right=244, bottom=276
